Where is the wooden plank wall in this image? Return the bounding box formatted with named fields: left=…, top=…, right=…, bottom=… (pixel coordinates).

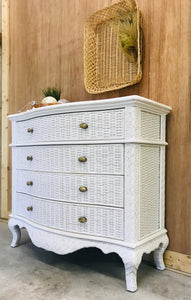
left=1, top=0, right=9, bottom=218
left=5, top=0, right=191, bottom=255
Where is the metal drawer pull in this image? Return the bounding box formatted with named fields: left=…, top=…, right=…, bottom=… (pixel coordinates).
left=27, top=156, right=33, bottom=161
left=79, top=123, right=88, bottom=129
left=26, top=181, right=33, bottom=186
left=27, top=128, right=33, bottom=133
left=27, top=206, right=33, bottom=211
left=79, top=186, right=87, bottom=192
left=78, top=156, right=87, bottom=162
left=78, top=217, right=87, bottom=223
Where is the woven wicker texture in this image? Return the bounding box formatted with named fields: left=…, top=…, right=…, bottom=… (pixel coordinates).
left=141, top=111, right=161, bottom=140
left=139, top=146, right=161, bottom=238
left=14, top=194, right=124, bottom=240
left=16, top=170, right=124, bottom=207
left=9, top=97, right=171, bottom=292
left=14, top=144, right=124, bottom=175
left=15, top=109, right=124, bottom=144
left=84, top=0, right=142, bottom=93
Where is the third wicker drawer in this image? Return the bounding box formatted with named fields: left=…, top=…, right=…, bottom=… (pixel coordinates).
left=16, top=170, right=123, bottom=208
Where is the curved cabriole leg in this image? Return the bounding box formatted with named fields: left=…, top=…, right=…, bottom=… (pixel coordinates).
left=124, top=262, right=138, bottom=292
left=153, top=234, right=169, bottom=270
left=8, top=219, right=21, bottom=247
left=121, top=251, right=142, bottom=292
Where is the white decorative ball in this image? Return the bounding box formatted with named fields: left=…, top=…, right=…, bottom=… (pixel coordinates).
left=42, top=96, right=57, bottom=104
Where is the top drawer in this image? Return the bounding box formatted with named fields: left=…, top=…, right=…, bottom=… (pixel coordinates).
left=14, top=109, right=124, bottom=144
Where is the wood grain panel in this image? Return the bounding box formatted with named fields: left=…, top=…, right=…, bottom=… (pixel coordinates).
left=9, top=0, right=120, bottom=112
left=136, top=0, right=191, bottom=255
left=5, top=0, right=191, bottom=255
left=164, top=250, right=191, bottom=275
left=1, top=0, right=9, bottom=219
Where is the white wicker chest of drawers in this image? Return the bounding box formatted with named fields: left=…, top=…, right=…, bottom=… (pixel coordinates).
left=8, top=96, right=171, bottom=292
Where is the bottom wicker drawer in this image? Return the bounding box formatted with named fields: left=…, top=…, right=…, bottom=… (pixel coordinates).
left=13, top=193, right=124, bottom=240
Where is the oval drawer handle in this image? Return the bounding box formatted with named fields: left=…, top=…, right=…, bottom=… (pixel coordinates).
left=27, top=156, right=33, bottom=161
left=26, top=181, right=33, bottom=186
left=78, top=216, right=87, bottom=223
left=78, top=156, right=87, bottom=162
left=27, top=128, right=33, bottom=133
left=79, top=123, right=88, bottom=129
left=79, top=186, right=87, bottom=192
left=27, top=206, right=33, bottom=211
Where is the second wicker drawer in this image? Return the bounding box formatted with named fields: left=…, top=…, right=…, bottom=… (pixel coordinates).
left=14, top=144, right=124, bottom=175
left=16, top=170, right=124, bottom=207
left=13, top=194, right=124, bottom=240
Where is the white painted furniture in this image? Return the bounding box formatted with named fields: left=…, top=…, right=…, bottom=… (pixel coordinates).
left=8, top=96, right=171, bottom=292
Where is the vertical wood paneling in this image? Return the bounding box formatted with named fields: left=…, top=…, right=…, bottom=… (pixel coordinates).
left=1, top=0, right=9, bottom=219
left=136, top=0, right=191, bottom=255
left=9, top=0, right=121, bottom=112
left=5, top=0, right=191, bottom=255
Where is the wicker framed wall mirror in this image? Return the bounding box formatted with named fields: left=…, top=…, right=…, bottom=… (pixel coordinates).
left=84, top=0, right=142, bottom=94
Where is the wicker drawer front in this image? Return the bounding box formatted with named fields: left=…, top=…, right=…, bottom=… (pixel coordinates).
left=13, top=194, right=124, bottom=240
left=16, top=170, right=124, bottom=207
left=15, top=109, right=124, bottom=144
left=14, top=144, right=123, bottom=175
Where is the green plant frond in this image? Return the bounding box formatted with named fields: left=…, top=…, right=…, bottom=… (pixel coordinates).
left=112, top=9, right=138, bottom=62
left=41, top=87, right=62, bottom=101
